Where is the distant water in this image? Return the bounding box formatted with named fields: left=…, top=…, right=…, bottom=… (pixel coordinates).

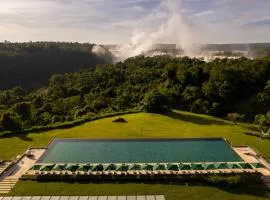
left=39, top=138, right=243, bottom=163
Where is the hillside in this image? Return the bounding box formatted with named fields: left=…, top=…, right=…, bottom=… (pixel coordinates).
left=0, top=56, right=269, bottom=135
left=0, top=42, right=114, bottom=89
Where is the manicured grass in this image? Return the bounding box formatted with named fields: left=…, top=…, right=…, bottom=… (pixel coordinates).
left=3, top=110, right=270, bottom=199
left=9, top=180, right=270, bottom=200
left=1, top=110, right=270, bottom=160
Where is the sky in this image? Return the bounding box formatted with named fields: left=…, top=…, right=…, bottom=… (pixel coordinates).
left=0, top=0, right=270, bottom=44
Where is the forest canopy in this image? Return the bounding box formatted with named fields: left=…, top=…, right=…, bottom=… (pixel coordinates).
left=0, top=42, right=114, bottom=89
left=0, top=55, right=270, bottom=134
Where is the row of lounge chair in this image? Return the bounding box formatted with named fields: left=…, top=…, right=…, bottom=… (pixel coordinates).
left=26, top=162, right=265, bottom=176
left=25, top=168, right=256, bottom=176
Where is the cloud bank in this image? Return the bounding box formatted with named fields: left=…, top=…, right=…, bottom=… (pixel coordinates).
left=0, top=0, right=269, bottom=44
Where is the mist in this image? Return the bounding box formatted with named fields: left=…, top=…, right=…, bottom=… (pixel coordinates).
left=115, top=0, right=201, bottom=61
left=92, top=45, right=108, bottom=56
left=111, top=0, right=270, bottom=61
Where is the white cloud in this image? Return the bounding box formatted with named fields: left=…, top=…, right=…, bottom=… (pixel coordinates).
left=193, top=10, right=214, bottom=17
left=0, top=0, right=269, bottom=43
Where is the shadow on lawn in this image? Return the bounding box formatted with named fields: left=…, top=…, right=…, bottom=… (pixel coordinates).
left=164, top=110, right=230, bottom=126
left=246, top=126, right=260, bottom=132
left=0, top=132, right=33, bottom=141
left=221, top=183, right=270, bottom=198
left=32, top=179, right=269, bottom=198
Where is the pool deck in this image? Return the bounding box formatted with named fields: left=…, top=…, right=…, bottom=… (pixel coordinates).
left=1, top=149, right=45, bottom=180
left=1, top=145, right=270, bottom=194
left=0, top=149, right=45, bottom=194
left=3, top=146, right=270, bottom=178
left=233, top=147, right=270, bottom=176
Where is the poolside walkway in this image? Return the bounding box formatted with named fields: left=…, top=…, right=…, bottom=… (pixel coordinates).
left=233, top=147, right=270, bottom=176
left=0, top=196, right=165, bottom=200
left=0, top=162, right=12, bottom=175
left=0, top=149, right=45, bottom=194
left=234, top=146, right=270, bottom=188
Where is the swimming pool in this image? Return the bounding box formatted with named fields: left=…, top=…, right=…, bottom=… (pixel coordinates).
left=38, top=138, right=243, bottom=164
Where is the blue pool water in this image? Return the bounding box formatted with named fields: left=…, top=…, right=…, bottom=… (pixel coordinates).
left=38, top=138, right=243, bottom=163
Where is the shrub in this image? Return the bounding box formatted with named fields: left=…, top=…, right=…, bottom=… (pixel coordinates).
left=204, top=175, right=241, bottom=187
left=52, top=115, right=64, bottom=124
left=112, top=117, right=127, bottom=123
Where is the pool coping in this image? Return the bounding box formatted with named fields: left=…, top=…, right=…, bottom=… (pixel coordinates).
left=37, top=137, right=241, bottom=163
left=45, top=137, right=228, bottom=147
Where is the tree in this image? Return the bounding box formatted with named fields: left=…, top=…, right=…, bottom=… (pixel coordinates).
left=219, top=80, right=237, bottom=102
left=52, top=115, right=64, bottom=124
left=33, top=95, right=44, bottom=108
left=38, top=112, right=52, bottom=126
left=182, top=86, right=202, bottom=105
left=177, top=65, right=192, bottom=87
left=190, top=99, right=210, bottom=114
left=163, top=63, right=177, bottom=80
left=188, top=66, right=205, bottom=86
left=0, top=112, right=21, bottom=131
left=12, top=102, right=32, bottom=121
left=203, top=80, right=225, bottom=104
left=227, top=113, right=245, bottom=125
left=11, top=86, right=25, bottom=100
left=49, top=74, right=65, bottom=88
left=143, top=91, right=168, bottom=113
left=48, top=74, right=67, bottom=99
left=256, top=80, right=270, bottom=110
left=210, top=102, right=223, bottom=116
left=0, top=91, right=11, bottom=105
left=91, top=96, right=108, bottom=113
left=254, top=112, right=270, bottom=137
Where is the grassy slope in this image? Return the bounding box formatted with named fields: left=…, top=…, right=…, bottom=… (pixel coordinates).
left=3, top=110, right=270, bottom=199
left=1, top=110, right=269, bottom=160
left=9, top=181, right=270, bottom=200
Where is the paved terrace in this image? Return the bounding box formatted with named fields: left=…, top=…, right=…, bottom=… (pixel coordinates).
left=233, top=147, right=270, bottom=176
left=234, top=146, right=270, bottom=188
left=0, top=196, right=165, bottom=200
left=0, top=149, right=45, bottom=194
left=1, top=149, right=45, bottom=180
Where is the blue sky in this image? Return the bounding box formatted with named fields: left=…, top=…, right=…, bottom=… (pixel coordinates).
left=0, top=0, right=269, bottom=43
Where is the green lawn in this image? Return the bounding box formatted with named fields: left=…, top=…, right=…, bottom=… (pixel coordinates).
left=1, top=110, right=269, bottom=160
left=2, top=110, right=270, bottom=199
left=9, top=180, right=270, bottom=200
